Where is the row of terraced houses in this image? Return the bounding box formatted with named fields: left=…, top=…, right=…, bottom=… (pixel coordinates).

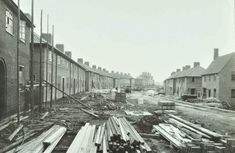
left=164, top=48, right=235, bottom=108
left=0, top=0, right=134, bottom=120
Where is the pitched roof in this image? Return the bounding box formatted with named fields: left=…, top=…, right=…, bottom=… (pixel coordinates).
left=33, top=33, right=133, bottom=79
left=166, top=66, right=205, bottom=80
left=202, top=52, right=235, bottom=75
left=175, top=66, right=205, bottom=78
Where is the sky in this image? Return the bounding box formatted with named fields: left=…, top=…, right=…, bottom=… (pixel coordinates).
left=18, top=0, right=235, bottom=83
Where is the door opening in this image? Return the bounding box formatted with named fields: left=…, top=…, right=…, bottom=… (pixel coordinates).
left=0, top=59, right=7, bottom=120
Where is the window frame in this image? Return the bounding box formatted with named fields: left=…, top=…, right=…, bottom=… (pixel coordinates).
left=231, top=89, right=235, bottom=98
left=6, top=8, right=14, bottom=35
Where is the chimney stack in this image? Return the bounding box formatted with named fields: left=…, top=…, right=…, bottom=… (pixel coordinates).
left=176, top=69, right=181, bottom=72
left=193, top=62, right=200, bottom=68
left=56, top=44, right=65, bottom=53
left=98, top=67, right=102, bottom=70
left=84, top=61, right=90, bottom=66
left=171, top=72, right=176, bottom=76
left=77, top=58, right=83, bottom=64
left=65, top=51, right=72, bottom=58
left=214, top=48, right=219, bottom=60
left=185, top=65, right=191, bottom=70
left=42, top=33, right=52, bottom=44
left=92, top=65, right=97, bottom=69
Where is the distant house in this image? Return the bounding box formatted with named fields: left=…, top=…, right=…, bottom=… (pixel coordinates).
left=202, top=49, right=235, bottom=108
left=164, top=62, right=205, bottom=97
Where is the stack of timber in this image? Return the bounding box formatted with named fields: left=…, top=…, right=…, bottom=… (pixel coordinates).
left=153, top=114, right=233, bottom=153
left=158, top=100, right=175, bottom=110
left=7, top=125, right=67, bottom=153
left=67, top=116, right=152, bottom=153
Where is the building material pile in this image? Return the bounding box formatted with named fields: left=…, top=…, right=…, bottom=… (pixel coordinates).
left=153, top=114, right=234, bottom=153
left=115, top=92, right=127, bottom=103
left=158, top=100, right=175, bottom=110
left=7, top=125, right=67, bottom=153
left=67, top=116, right=152, bottom=153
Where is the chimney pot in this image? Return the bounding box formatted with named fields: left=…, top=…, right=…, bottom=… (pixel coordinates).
left=214, top=48, right=219, bottom=60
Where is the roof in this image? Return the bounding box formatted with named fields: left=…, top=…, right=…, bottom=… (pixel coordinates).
left=202, top=52, right=235, bottom=75
left=33, top=33, right=133, bottom=79
left=165, top=66, right=205, bottom=80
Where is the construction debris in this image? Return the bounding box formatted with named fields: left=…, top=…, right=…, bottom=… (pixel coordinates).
left=67, top=116, right=152, bottom=153
left=125, top=110, right=152, bottom=116
left=153, top=114, right=231, bottom=153
left=8, top=124, right=24, bottom=142
left=115, top=92, right=127, bottom=103
left=7, top=125, right=67, bottom=153
left=40, top=112, right=49, bottom=120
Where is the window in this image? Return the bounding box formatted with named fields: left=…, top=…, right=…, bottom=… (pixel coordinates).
left=48, top=51, right=52, bottom=62
left=231, top=71, right=235, bottom=81
left=192, top=77, right=195, bottom=82
left=209, top=75, right=211, bottom=81
left=6, top=9, right=14, bottom=35
left=204, top=76, right=206, bottom=82
left=214, top=75, right=216, bottom=81
left=231, top=89, right=235, bottom=98
left=20, top=20, right=26, bottom=42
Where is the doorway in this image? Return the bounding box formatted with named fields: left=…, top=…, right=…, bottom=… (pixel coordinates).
left=0, top=59, right=7, bottom=120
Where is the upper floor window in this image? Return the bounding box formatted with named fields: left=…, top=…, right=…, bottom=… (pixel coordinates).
left=214, top=75, right=216, bottom=81
left=232, top=71, right=235, bottom=81
left=192, top=77, right=195, bottom=82
left=20, top=20, right=26, bottom=42
left=209, top=75, right=211, bottom=81
left=6, top=9, right=14, bottom=35
left=204, top=76, right=206, bottom=82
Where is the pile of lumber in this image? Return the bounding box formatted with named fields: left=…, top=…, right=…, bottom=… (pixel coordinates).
left=158, top=100, right=175, bottom=110
left=153, top=114, right=232, bottom=153
left=67, top=116, right=152, bottom=153
left=7, top=125, right=67, bottom=153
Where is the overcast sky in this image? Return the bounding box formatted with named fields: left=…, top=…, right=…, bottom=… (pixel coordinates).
left=19, top=0, right=235, bottom=83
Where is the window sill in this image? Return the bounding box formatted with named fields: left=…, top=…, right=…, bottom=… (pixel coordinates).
left=6, top=30, right=14, bottom=37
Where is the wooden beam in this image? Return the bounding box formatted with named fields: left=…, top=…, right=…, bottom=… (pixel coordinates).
left=8, top=124, right=24, bottom=141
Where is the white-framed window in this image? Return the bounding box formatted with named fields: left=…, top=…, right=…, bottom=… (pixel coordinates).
left=6, top=9, right=14, bottom=35
left=48, top=51, right=52, bottom=62
left=20, top=20, right=26, bottom=42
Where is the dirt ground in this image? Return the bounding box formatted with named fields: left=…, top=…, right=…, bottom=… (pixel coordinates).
left=1, top=91, right=233, bottom=153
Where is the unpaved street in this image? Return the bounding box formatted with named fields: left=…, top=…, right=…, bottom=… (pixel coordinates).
left=130, top=92, right=235, bottom=137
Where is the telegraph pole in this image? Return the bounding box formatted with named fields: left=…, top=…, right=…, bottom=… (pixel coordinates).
left=39, top=10, right=43, bottom=112
left=50, top=25, right=54, bottom=108
left=30, top=0, right=34, bottom=116
left=16, top=0, right=20, bottom=124
left=45, top=14, right=49, bottom=107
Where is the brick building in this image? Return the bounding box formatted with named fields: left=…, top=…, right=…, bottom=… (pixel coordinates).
left=202, top=49, right=235, bottom=108
left=33, top=34, right=86, bottom=102
left=0, top=0, right=32, bottom=119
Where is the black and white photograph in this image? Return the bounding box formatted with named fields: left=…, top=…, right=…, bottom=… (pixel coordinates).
left=0, top=0, right=235, bottom=152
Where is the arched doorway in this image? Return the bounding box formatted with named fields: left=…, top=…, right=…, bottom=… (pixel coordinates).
left=0, top=58, right=7, bottom=120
